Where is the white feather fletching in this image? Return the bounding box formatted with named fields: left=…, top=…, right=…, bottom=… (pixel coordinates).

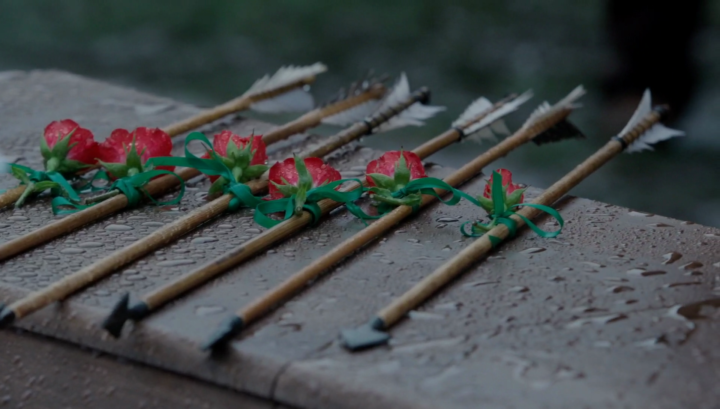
left=623, top=89, right=685, bottom=153
left=490, top=120, right=511, bottom=135
left=523, top=85, right=585, bottom=128
left=242, top=63, right=327, bottom=113
left=464, top=90, right=534, bottom=138
left=374, top=73, right=445, bottom=132
left=250, top=87, right=315, bottom=114
left=452, top=97, right=493, bottom=128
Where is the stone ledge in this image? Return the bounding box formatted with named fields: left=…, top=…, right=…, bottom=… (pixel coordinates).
left=1, top=70, right=719, bottom=409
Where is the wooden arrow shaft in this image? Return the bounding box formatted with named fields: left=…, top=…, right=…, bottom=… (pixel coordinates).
left=0, top=74, right=319, bottom=211
left=377, top=111, right=663, bottom=327
left=261, top=84, right=385, bottom=145
left=0, top=85, right=387, bottom=262
left=5, top=86, right=420, bottom=321
left=140, top=88, right=431, bottom=310
left=237, top=114, right=549, bottom=324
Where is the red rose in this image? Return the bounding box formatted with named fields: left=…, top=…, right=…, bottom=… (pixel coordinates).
left=42, top=119, right=99, bottom=173
left=365, top=151, right=426, bottom=187
left=268, top=157, right=341, bottom=200
left=483, top=168, right=524, bottom=202
left=97, top=127, right=173, bottom=179
left=201, top=130, right=268, bottom=183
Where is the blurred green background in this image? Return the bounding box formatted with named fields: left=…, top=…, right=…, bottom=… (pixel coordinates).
left=1, top=1, right=719, bottom=227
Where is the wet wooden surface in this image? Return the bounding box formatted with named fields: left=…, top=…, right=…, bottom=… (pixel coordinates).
left=1, top=70, right=719, bottom=409
left=0, top=330, right=288, bottom=409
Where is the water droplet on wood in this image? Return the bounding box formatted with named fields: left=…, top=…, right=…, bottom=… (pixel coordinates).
left=194, top=305, right=226, bottom=316
left=191, top=237, right=218, bottom=244
left=662, top=251, right=682, bottom=265
left=679, top=261, right=703, bottom=271
left=105, top=224, right=133, bottom=231
left=566, top=314, right=627, bottom=328
left=78, top=242, right=104, bottom=248
left=157, top=259, right=196, bottom=267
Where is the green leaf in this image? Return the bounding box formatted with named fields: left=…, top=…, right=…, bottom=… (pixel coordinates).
left=271, top=181, right=298, bottom=197
left=40, top=135, right=52, bottom=160
left=368, top=173, right=397, bottom=191
left=33, top=181, right=59, bottom=192
left=372, top=192, right=411, bottom=207
left=208, top=177, right=228, bottom=196
left=225, top=139, right=241, bottom=160
left=231, top=167, right=243, bottom=183
left=99, top=160, right=130, bottom=179
left=471, top=222, right=494, bottom=234
left=393, top=151, right=411, bottom=187
left=477, top=195, right=495, bottom=214
left=10, top=165, right=30, bottom=184
left=293, top=185, right=308, bottom=215
left=505, top=188, right=526, bottom=207
left=50, top=127, right=77, bottom=160
left=293, top=155, right=313, bottom=190
left=125, top=139, right=145, bottom=172
left=242, top=165, right=268, bottom=182
left=54, top=158, right=91, bottom=174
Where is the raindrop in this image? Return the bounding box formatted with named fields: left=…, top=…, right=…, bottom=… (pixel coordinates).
left=436, top=217, right=459, bottom=223
left=60, top=248, right=85, bottom=255
left=157, top=259, right=196, bottom=267
left=433, top=302, right=461, bottom=311
left=607, top=285, right=635, bottom=293
left=566, top=314, right=627, bottom=328
left=521, top=247, right=545, bottom=254
left=78, top=242, right=104, bottom=248
left=141, top=222, right=165, bottom=227
left=246, top=228, right=262, bottom=234
left=679, top=261, right=703, bottom=271
left=635, top=336, right=667, bottom=349
left=582, top=262, right=605, bottom=269
left=462, top=280, right=499, bottom=288
left=194, top=305, right=226, bottom=316
left=627, top=269, right=666, bottom=277
left=662, top=252, right=682, bottom=265
left=94, top=290, right=111, bottom=297
left=648, top=223, right=672, bottom=228
left=508, top=286, right=529, bottom=293
left=8, top=216, right=29, bottom=221
left=379, top=258, right=394, bottom=265
left=105, top=224, right=133, bottom=232
left=628, top=211, right=652, bottom=217
left=408, top=311, right=444, bottom=320
left=547, top=276, right=565, bottom=282
left=125, top=275, right=146, bottom=281
left=663, top=282, right=701, bottom=288
left=685, top=271, right=703, bottom=276
left=704, top=233, right=720, bottom=238
left=191, top=237, right=218, bottom=244
left=593, top=340, right=612, bottom=348
left=218, top=224, right=234, bottom=229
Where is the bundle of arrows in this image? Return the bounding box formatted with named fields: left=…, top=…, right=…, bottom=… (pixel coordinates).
left=0, top=75, right=684, bottom=368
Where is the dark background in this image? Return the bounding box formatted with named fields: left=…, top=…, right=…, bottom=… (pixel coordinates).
left=1, top=1, right=719, bottom=226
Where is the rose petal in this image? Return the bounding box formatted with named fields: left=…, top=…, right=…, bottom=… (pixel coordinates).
left=44, top=119, right=99, bottom=165
left=365, top=151, right=426, bottom=186
left=269, top=157, right=341, bottom=200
